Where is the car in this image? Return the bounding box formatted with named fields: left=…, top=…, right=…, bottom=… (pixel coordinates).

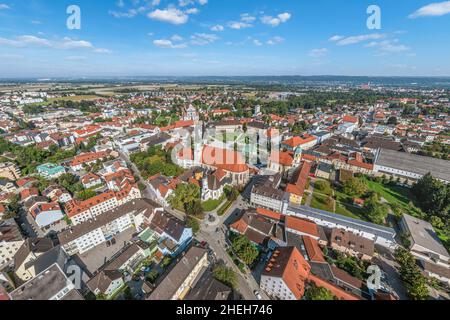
left=200, top=241, right=207, bottom=248
left=111, top=238, right=117, bottom=245
left=254, top=291, right=263, bottom=300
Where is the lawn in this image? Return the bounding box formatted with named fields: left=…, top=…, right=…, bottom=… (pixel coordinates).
left=217, top=200, right=233, bottom=216
left=202, top=198, right=225, bottom=212
left=310, top=192, right=334, bottom=212
left=363, top=178, right=413, bottom=210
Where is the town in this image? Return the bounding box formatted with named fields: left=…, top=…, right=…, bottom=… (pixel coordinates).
left=0, top=79, right=449, bottom=301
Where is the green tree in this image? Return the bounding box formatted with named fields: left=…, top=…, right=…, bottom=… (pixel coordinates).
left=412, top=173, right=449, bottom=218
left=146, top=270, right=159, bottom=284
left=169, top=183, right=201, bottom=213
left=394, top=248, right=429, bottom=300
left=231, top=235, right=259, bottom=266
left=342, top=177, right=367, bottom=197
left=213, top=265, right=238, bottom=289
left=364, top=193, right=389, bottom=225
left=186, top=216, right=200, bottom=235
left=304, top=285, right=335, bottom=300
left=76, top=189, right=97, bottom=201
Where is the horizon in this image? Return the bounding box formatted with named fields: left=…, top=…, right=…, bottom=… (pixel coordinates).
left=1, top=1, right=450, bottom=78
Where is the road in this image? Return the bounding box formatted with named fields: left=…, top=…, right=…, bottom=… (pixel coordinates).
left=197, top=196, right=270, bottom=301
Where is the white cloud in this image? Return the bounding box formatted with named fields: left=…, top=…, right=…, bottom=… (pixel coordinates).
left=179, top=0, right=207, bottom=6
left=185, top=8, right=199, bottom=14
left=267, top=36, right=285, bottom=45
left=94, top=48, right=112, bottom=54
left=228, top=21, right=252, bottom=29
left=148, top=7, right=189, bottom=25
left=329, top=35, right=344, bottom=42
left=0, top=4, right=10, bottom=10
left=253, top=39, right=262, bottom=46
left=171, top=34, right=184, bottom=42
left=241, top=13, right=256, bottom=23
left=309, top=48, right=328, bottom=58
left=17, top=35, right=51, bottom=47
left=109, top=6, right=146, bottom=18
left=365, top=39, right=410, bottom=53
left=261, top=12, right=291, bottom=26
left=332, top=33, right=386, bottom=46
left=58, top=37, right=94, bottom=49
left=190, top=33, right=219, bottom=45
left=198, top=0, right=208, bottom=5
left=409, top=1, right=450, bottom=18
left=153, top=39, right=187, bottom=49
left=211, top=24, right=224, bottom=32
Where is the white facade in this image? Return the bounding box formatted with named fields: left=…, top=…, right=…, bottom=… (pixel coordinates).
left=260, top=275, right=296, bottom=300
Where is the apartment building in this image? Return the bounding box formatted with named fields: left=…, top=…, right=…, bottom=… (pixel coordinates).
left=0, top=219, right=25, bottom=269
left=148, top=246, right=209, bottom=300
left=250, top=184, right=289, bottom=215
left=59, top=199, right=162, bottom=256
left=0, top=162, right=21, bottom=181
left=69, top=151, right=110, bottom=171
left=64, top=182, right=141, bottom=225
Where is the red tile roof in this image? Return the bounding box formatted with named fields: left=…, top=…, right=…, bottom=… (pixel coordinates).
left=285, top=216, right=319, bottom=238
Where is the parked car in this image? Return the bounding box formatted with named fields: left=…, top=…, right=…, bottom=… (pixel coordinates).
left=254, top=291, right=262, bottom=300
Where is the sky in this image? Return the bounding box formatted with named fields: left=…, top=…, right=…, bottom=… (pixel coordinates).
left=0, top=0, right=450, bottom=78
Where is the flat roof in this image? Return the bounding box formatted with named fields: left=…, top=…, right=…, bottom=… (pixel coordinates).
left=375, top=148, right=450, bottom=182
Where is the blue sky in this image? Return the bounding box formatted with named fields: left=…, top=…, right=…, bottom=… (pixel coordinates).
left=0, top=0, right=450, bottom=77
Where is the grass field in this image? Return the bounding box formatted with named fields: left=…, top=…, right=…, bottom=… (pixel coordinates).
left=310, top=192, right=334, bottom=212
left=49, top=95, right=101, bottom=102
left=363, top=178, right=413, bottom=210
left=202, top=198, right=225, bottom=212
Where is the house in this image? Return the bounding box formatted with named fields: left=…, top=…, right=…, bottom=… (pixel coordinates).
left=229, top=210, right=276, bottom=247
left=400, top=214, right=450, bottom=268
left=268, top=151, right=295, bottom=175
left=81, top=173, right=102, bottom=189
left=185, top=272, right=235, bottom=300
left=285, top=216, right=321, bottom=242
left=148, top=174, right=179, bottom=206
left=417, top=260, right=450, bottom=286
left=286, top=161, right=312, bottom=205
left=70, top=151, right=110, bottom=171
left=0, top=162, right=21, bottom=181
left=281, top=134, right=318, bottom=151
left=0, top=219, right=25, bottom=269
left=20, top=188, right=39, bottom=202
left=0, top=179, right=17, bottom=194
left=145, top=210, right=193, bottom=257
left=330, top=228, right=375, bottom=261
left=10, top=264, right=84, bottom=300
left=37, top=163, right=66, bottom=179
left=86, top=270, right=124, bottom=298
left=315, top=162, right=333, bottom=180
left=14, top=238, right=54, bottom=282
left=42, top=185, right=72, bottom=204
left=147, top=246, right=208, bottom=300
left=260, top=246, right=360, bottom=300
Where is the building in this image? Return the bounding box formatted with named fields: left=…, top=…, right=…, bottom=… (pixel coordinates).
left=81, top=173, right=102, bottom=189
left=0, top=219, right=25, bottom=269
left=229, top=210, right=276, bottom=247
left=287, top=205, right=397, bottom=249
left=148, top=246, right=208, bottom=300
left=36, top=163, right=66, bottom=179
left=58, top=199, right=162, bottom=256
left=10, top=264, right=84, bottom=300
left=86, top=270, right=124, bottom=298
left=0, top=162, right=21, bottom=181
left=281, top=135, right=318, bottom=151
left=14, top=238, right=54, bottom=282
left=250, top=184, right=289, bottom=215
left=260, top=246, right=361, bottom=300
left=64, top=183, right=141, bottom=225
left=29, top=202, right=64, bottom=229
left=400, top=214, right=450, bottom=268
left=374, top=148, right=450, bottom=184
left=201, top=169, right=231, bottom=201
left=69, top=151, right=110, bottom=171
left=330, top=228, right=375, bottom=261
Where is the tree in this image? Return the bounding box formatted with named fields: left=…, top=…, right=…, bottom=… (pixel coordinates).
left=231, top=235, right=259, bottom=265
left=185, top=200, right=204, bottom=217
left=124, top=286, right=134, bottom=300
left=76, top=189, right=97, bottom=201
left=169, top=183, right=201, bottom=213
left=412, top=173, right=449, bottom=218
left=146, top=270, right=159, bottom=284
left=304, top=285, right=335, bottom=300
left=394, top=248, right=429, bottom=300
left=387, top=116, right=398, bottom=125
left=186, top=216, right=200, bottom=235
left=213, top=265, right=238, bottom=289
left=342, top=177, right=367, bottom=197
left=364, top=193, right=389, bottom=224
left=224, top=185, right=239, bottom=202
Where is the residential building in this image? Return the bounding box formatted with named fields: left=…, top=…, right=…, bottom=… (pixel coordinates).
left=148, top=246, right=208, bottom=300
left=14, top=238, right=54, bottom=282
left=0, top=219, right=25, bottom=269
left=400, top=214, right=450, bottom=268
left=10, top=264, right=84, bottom=300
left=330, top=228, right=375, bottom=261
left=36, top=163, right=66, bottom=179
left=250, top=184, right=289, bottom=215
left=0, top=162, right=21, bottom=181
